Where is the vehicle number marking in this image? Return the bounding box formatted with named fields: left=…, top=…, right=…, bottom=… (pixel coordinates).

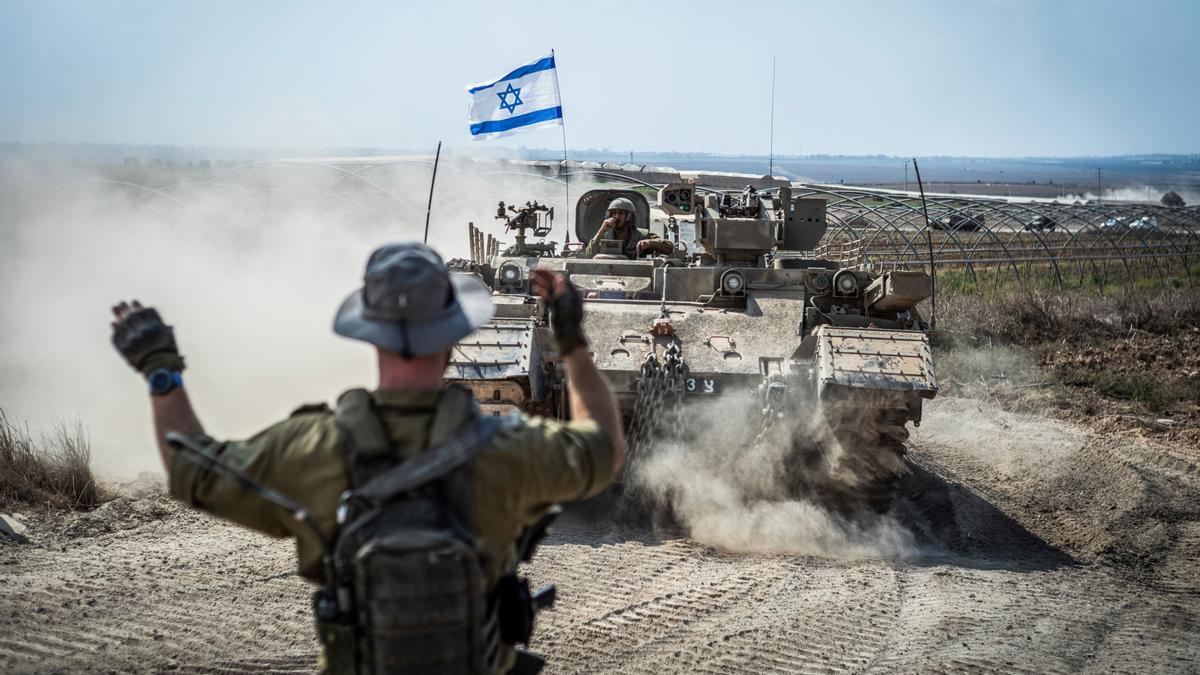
left=685, top=378, right=720, bottom=394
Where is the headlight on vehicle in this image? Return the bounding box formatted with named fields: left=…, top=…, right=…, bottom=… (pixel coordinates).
left=498, top=262, right=523, bottom=288
left=720, top=270, right=745, bottom=295
left=833, top=270, right=859, bottom=296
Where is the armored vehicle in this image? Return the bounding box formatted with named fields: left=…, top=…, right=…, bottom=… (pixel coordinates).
left=933, top=211, right=985, bottom=232
left=448, top=184, right=938, bottom=511
left=1025, top=215, right=1058, bottom=232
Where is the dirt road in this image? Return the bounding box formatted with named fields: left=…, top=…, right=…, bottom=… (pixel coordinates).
left=2, top=398, right=1199, bottom=673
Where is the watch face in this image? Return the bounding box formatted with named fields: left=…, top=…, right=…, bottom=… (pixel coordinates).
left=149, top=369, right=179, bottom=395
left=149, top=370, right=170, bottom=393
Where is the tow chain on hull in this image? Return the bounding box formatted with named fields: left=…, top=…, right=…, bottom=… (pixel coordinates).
left=626, top=342, right=689, bottom=457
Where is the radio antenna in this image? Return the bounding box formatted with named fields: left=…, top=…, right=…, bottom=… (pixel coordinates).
left=912, top=158, right=937, bottom=330
left=423, top=141, right=442, bottom=244
left=768, top=56, right=776, bottom=178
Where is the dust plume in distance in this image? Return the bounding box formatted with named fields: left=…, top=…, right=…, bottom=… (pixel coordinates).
left=0, top=156, right=582, bottom=478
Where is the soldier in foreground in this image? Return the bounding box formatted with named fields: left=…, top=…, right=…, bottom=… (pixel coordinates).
left=583, top=197, right=672, bottom=258
left=110, top=243, right=625, bottom=674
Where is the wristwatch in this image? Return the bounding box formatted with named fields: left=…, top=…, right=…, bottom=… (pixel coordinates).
left=148, top=368, right=183, bottom=396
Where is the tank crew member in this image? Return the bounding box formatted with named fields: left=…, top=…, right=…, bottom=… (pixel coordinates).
left=110, top=243, right=625, bottom=674
left=578, top=197, right=660, bottom=259
left=584, top=198, right=675, bottom=258
left=584, top=197, right=642, bottom=258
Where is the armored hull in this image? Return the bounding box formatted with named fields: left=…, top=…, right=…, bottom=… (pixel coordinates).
left=449, top=187, right=938, bottom=513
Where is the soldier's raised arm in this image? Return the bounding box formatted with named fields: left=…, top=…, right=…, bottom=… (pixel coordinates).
left=530, top=268, right=626, bottom=473
left=110, top=300, right=202, bottom=472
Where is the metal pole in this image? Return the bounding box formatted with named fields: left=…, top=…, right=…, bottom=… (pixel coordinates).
left=423, top=141, right=442, bottom=244
left=552, top=49, right=571, bottom=243
left=913, top=158, right=936, bottom=330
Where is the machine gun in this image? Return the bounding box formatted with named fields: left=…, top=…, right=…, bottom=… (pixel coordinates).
left=659, top=182, right=827, bottom=267
left=497, top=200, right=558, bottom=258
left=719, top=185, right=764, bottom=218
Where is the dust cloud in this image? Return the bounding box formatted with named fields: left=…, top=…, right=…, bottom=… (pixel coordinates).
left=914, top=397, right=1082, bottom=477
left=1054, top=185, right=1199, bottom=205
left=938, top=343, right=1041, bottom=388
left=629, top=394, right=917, bottom=560
left=0, top=156, right=582, bottom=478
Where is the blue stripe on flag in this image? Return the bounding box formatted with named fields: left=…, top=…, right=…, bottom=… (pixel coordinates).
left=467, top=56, right=556, bottom=94
left=470, top=106, right=563, bottom=135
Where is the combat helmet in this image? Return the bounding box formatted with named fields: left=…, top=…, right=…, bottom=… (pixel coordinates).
left=607, top=197, right=637, bottom=226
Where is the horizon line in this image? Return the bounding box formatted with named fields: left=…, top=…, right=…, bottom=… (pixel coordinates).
left=2, top=141, right=1199, bottom=162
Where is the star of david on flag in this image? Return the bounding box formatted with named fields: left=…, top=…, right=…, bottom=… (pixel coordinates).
left=466, top=52, right=563, bottom=140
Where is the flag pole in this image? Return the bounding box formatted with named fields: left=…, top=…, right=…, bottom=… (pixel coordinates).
left=551, top=49, right=571, bottom=244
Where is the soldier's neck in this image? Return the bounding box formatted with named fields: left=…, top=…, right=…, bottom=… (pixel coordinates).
left=377, top=373, right=444, bottom=391
left=376, top=349, right=448, bottom=391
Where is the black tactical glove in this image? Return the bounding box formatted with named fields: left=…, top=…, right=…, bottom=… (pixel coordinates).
left=111, top=301, right=186, bottom=376
left=548, top=279, right=587, bottom=355
left=531, top=270, right=587, bottom=355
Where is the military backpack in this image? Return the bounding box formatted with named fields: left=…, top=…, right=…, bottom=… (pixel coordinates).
left=315, top=388, right=508, bottom=674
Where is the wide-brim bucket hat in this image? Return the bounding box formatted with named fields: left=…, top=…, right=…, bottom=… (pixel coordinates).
left=333, top=242, right=494, bottom=357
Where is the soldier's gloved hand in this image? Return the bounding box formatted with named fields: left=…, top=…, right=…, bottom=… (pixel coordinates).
left=530, top=269, right=587, bottom=355
left=111, top=300, right=186, bottom=376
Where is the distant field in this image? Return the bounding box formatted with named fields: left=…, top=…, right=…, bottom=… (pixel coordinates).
left=3, top=156, right=1198, bottom=294
left=4, top=143, right=1198, bottom=198
left=560, top=152, right=1200, bottom=197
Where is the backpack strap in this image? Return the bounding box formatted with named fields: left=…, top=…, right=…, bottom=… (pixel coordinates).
left=351, top=415, right=505, bottom=504
left=334, top=388, right=393, bottom=486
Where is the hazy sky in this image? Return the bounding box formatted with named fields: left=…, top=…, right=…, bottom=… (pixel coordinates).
left=2, top=0, right=1198, bottom=156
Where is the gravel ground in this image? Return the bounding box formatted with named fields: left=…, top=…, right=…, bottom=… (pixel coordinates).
left=2, top=398, right=1198, bottom=674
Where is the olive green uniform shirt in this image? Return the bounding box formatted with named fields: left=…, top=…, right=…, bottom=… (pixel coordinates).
left=168, top=385, right=614, bottom=585
left=583, top=225, right=645, bottom=259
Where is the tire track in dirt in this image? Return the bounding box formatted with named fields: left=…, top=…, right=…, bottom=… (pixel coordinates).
left=523, top=399, right=1200, bottom=673
left=2, top=399, right=1199, bottom=673
left=0, top=497, right=317, bottom=673
left=527, top=540, right=902, bottom=675
left=683, top=562, right=902, bottom=675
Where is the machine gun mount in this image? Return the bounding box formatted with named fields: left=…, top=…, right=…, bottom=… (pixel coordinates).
left=497, top=200, right=557, bottom=258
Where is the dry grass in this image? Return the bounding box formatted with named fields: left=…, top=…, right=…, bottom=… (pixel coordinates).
left=934, top=287, right=1200, bottom=345
left=0, top=408, right=106, bottom=510
left=931, top=287, right=1200, bottom=415
left=1055, top=368, right=1200, bottom=413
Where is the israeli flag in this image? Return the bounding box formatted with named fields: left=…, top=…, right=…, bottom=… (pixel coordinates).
left=467, top=53, right=563, bottom=140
